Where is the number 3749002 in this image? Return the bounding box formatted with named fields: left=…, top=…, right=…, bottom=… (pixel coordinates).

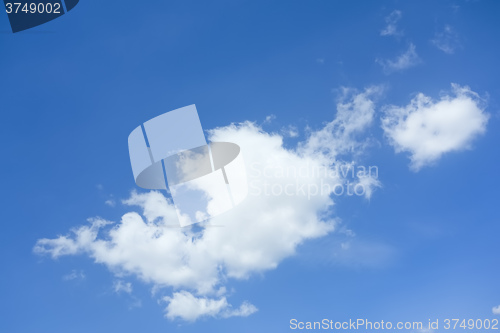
left=443, top=319, right=499, bottom=330
left=5, top=2, right=62, bottom=14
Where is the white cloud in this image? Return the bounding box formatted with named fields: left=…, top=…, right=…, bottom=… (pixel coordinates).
left=493, top=305, right=500, bottom=315
left=431, top=25, right=461, bottom=54
left=263, top=114, right=276, bottom=124
left=62, top=269, right=85, bottom=281
left=113, top=280, right=133, bottom=294
left=105, top=199, right=116, bottom=207
left=300, top=86, right=383, bottom=160
left=282, top=125, right=299, bottom=138
left=377, top=43, right=420, bottom=74
left=164, top=291, right=257, bottom=321
left=381, top=84, right=489, bottom=171
left=34, top=89, right=382, bottom=321
left=380, top=10, right=403, bottom=37
left=34, top=218, right=112, bottom=258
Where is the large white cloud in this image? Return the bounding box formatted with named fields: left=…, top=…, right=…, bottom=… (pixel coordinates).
left=381, top=84, right=489, bottom=171
left=34, top=90, right=381, bottom=321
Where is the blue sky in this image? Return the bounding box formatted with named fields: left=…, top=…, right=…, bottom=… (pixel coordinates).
left=1, top=0, right=500, bottom=332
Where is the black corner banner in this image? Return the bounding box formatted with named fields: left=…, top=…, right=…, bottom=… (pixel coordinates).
left=3, top=0, right=79, bottom=33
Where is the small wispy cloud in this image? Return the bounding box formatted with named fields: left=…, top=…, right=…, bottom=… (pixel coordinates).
left=263, top=114, right=276, bottom=124
left=63, top=269, right=85, bottom=281
left=380, top=10, right=403, bottom=37
left=105, top=199, right=116, bottom=207
left=376, top=43, right=420, bottom=74
left=282, top=125, right=299, bottom=138
left=113, top=280, right=133, bottom=294
left=163, top=291, right=257, bottom=321
left=128, top=297, right=142, bottom=310
left=493, top=305, right=500, bottom=315
left=431, top=25, right=461, bottom=54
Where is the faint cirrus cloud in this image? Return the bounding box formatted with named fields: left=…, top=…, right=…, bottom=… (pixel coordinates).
left=380, top=10, right=403, bottom=37
left=431, top=25, right=461, bottom=54
left=376, top=43, right=421, bottom=74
